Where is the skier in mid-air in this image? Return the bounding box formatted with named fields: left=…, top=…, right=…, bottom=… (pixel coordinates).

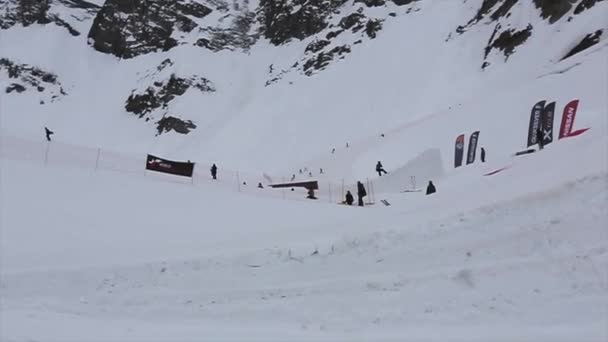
left=376, top=161, right=388, bottom=176
left=45, top=127, right=54, bottom=141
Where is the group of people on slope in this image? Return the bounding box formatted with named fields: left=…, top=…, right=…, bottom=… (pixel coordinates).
left=344, top=181, right=368, bottom=206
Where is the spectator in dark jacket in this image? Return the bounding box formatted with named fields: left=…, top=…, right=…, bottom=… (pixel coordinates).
left=357, top=181, right=367, bottom=206
left=480, top=147, right=486, bottom=163
left=426, top=181, right=436, bottom=195
left=345, top=191, right=354, bottom=205
left=210, top=163, right=217, bottom=180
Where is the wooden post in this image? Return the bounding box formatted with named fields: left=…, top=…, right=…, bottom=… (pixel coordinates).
left=282, top=177, right=286, bottom=199
left=370, top=179, right=376, bottom=204
left=237, top=171, right=241, bottom=192
left=94, top=148, right=101, bottom=171
left=365, top=178, right=370, bottom=204
left=44, top=142, right=50, bottom=166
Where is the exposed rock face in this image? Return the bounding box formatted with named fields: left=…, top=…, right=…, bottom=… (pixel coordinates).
left=0, top=58, right=66, bottom=102
left=196, top=11, right=259, bottom=52
left=562, top=29, right=603, bottom=60
left=574, top=0, right=606, bottom=14
left=0, top=0, right=99, bottom=36
left=532, top=0, right=578, bottom=24
left=156, top=116, right=197, bottom=135
left=303, top=44, right=351, bottom=76
left=87, top=0, right=212, bottom=58
left=257, top=0, right=349, bottom=45
left=125, top=59, right=215, bottom=135
left=482, top=24, right=533, bottom=69
left=453, top=0, right=605, bottom=69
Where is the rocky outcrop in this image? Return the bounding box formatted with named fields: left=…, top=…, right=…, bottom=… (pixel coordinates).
left=87, top=0, right=212, bottom=58
left=0, top=58, right=66, bottom=102
left=156, top=116, right=197, bottom=135
left=532, top=0, right=579, bottom=24
left=0, top=0, right=99, bottom=36
left=303, top=45, right=351, bottom=76
left=125, top=59, right=215, bottom=135
left=574, top=0, right=606, bottom=14
left=561, top=29, right=603, bottom=60
left=196, top=11, right=259, bottom=52
left=482, top=24, right=533, bottom=69
left=257, top=0, right=349, bottom=45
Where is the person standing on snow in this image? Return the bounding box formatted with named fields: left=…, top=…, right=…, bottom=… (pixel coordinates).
left=480, top=147, right=486, bottom=163
left=376, top=161, right=388, bottom=176
left=210, top=163, right=218, bottom=180
left=537, top=126, right=544, bottom=150
left=345, top=190, right=354, bottom=206
left=426, top=181, right=436, bottom=195
left=357, top=181, right=367, bottom=206
left=45, top=127, right=54, bottom=141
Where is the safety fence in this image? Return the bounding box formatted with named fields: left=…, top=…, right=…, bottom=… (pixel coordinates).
left=0, top=135, right=378, bottom=205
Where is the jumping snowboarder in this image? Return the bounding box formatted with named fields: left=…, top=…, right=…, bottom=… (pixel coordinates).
left=345, top=190, right=354, bottom=205
left=376, top=161, right=388, bottom=176
left=426, top=181, right=436, bottom=195
left=210, top=163, right=217, bottom=180
left=357, top=181, right=367, bottom=206
left=44, top=127, right=54, bottom=141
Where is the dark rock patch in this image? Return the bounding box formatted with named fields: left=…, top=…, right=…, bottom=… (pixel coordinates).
left=561, top=29, right=603, bottom=60
left=6, top=83, right=26, bottom=93
left=339, top=13, right=366, bottom=31
left=126, top=73, right=215, bottom=118
left=88, top=0, right=212, bottom=58
left=196, top=11, right=258, bottom=52
left=456, top=0, right=517, bottom=35
left=365, top=19, right=382, bottom=39
left=305, top=39, right=331, bottom=54
left=156, top=116, right=196, bottom=135
left=326, top=30, right=344, bottom=40
left=355, top=0, right=386, bottom=7
left=574, top=0, right=605, bottom=15
left=0, top=0, right=99, bottom=35
left=0, top=58, right=66, bottom=99
left=391, top=0, right=418, bottom=5
left=532, top=0, right=578, bottom=24
left=257, top=0, right=348, bottom=45
left=303, top=45, right=351, bottom=76
left=483, top=24, right=533, bottom=68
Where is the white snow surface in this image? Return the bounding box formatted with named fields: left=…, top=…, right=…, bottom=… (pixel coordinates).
left=1, top=0, right=608, bottom=340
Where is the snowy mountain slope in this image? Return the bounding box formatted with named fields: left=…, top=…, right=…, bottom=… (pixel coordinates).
left=1, top=0, right=606, bottom=174
left=1, top=0, right=607, bottom=340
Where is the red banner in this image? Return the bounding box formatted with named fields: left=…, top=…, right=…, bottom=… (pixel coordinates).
left=559, top=100, right=579, bottom=139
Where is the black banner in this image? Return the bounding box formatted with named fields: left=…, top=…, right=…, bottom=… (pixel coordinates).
left=466, top=131, right=480, bottom=165
left=454, top=134, right=465, bottom=168
left=146, top=154, right=195, bottom=177
left=527, top=100, right=546, bottom=147
left=541, top=101, right=556, bottom=146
